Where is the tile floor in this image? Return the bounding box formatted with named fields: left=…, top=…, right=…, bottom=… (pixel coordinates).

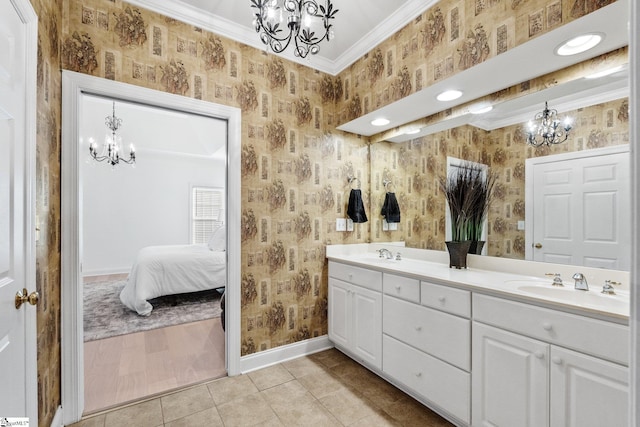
left=69, top=348, right=454, bottom=427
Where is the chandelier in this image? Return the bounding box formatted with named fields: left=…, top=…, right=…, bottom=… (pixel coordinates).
left=525, top=102, right=573, bottom=147
left=250, top=0, right=339, bottom=58
left=89, top=101, right=136, bottom=166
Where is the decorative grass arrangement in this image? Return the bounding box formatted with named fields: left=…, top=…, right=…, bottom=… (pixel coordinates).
left=440, top=162, right=496, bottom=244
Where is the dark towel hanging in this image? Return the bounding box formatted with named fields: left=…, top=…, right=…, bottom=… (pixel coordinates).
left=347, top=189, right=368, bottom=223
left=381, top=192, right=401, bottom=223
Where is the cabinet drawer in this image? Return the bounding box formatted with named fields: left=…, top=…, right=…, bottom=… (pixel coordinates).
left=384, top=295, right=470, bottom=371
left=383, top=273, right=420, bottom=303
left=421, top=281, right=470, bottom=318
left=383, top=335, right=470, bottom=424
left=329, top=262, right=382, bottom=292
left=473, top=293, right=629, bottom=365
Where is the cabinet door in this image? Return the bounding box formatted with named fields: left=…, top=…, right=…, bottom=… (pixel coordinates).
left=550, top=346, right=628, bottom=427
left=472, top=322, right=549, bottom=427
left=328, top=278, right=350, bottom=349
left=352, top=285, right=382, bottom=369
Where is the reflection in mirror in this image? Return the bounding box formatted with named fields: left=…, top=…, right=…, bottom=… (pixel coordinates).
left=369, top=52, right=629, bottom=270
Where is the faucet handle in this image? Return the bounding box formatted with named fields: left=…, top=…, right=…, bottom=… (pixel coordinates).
left=601, top=280, right=621, bottom=295
left=545, top=273, right=564, bottom=287
left=395, top=252, right=402, bottom=261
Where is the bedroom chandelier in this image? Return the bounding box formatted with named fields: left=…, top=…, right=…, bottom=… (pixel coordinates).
left=525, top=102, right=573, bottom=147
left=89, top=101, right=136, bottom=166
left=250, top=0, right=338, bottom=58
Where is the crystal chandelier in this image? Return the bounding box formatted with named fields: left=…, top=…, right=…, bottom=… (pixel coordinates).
left=89, top=102, right=136, bottom=166
left=251, top=0, right=339, bottom=58
left=525, top=102, right=573, bottom=147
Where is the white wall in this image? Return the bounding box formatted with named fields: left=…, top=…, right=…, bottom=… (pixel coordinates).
left=81, top=95, right=226, bottom=275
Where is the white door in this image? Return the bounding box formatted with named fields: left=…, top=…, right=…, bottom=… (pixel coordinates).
left=0, top=0, right=37, bottom=421
left=550, top=346, right=628, bottom=427
left=528, top=147, right=630, bottom=270
left=472, top=322, right=549, bottom=427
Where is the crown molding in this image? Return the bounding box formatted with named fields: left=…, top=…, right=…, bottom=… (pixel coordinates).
left=331, top=0, right=439, bottom=73
left=124, top=0, right=436, bottom=76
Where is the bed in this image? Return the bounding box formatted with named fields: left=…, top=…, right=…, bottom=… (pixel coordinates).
left=120, top=227, right=226, bottom=316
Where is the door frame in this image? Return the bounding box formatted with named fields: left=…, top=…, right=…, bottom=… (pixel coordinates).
left=524, top=144, right=630, bottom=262
left=60, top=71, right=241, bottom=425
left=7, top=0, right=38, bottom=423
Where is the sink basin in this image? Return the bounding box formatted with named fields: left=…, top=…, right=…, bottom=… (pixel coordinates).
left=505, top=280, right=629, bottom=312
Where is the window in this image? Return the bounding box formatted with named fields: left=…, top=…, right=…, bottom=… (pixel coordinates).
left=191, top=186, right=224, bottom=244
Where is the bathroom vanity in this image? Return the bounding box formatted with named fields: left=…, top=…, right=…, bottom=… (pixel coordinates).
left=326, top=244, right=630, bottom=427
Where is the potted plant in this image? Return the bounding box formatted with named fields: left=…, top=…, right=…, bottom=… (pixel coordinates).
left=440, top=162, right=496, bottom=267
left=439, top=166, right=474, bottom=268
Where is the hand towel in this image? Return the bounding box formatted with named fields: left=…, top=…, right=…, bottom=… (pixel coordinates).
left=347, top=189, right=368, bottom=223
left=381, top=192, right=401, bottom=223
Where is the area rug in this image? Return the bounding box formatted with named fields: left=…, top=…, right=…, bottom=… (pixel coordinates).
left=83, top=278, right=222, bottom=342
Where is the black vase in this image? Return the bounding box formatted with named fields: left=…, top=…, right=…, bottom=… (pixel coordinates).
left=468, top=240, right=485, bottom=255
left=445, top=241, right=471, bottom=269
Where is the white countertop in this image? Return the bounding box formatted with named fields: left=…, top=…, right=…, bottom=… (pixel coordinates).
left=327, top=245, right=630, bottom=323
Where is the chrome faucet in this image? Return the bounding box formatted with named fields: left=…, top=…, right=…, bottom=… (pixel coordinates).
left=572, top=272, right=589, bottom=291
left=377, top=248, right=393, bottom=259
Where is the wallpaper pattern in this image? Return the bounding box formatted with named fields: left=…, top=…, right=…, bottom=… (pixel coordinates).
left=29, top=0, right=620, bottom=424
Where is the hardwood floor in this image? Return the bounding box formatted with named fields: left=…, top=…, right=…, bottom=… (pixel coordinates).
left=84, top=317, right=226, bottom=414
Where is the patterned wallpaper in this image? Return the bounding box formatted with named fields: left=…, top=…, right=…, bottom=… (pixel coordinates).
left=30, top=0, right=620, bottom=424
left=59, top=0, right=371, bottom=360
left=29, top=0, right=63, bottom=425
left=370, top=97, right=630, bottom=258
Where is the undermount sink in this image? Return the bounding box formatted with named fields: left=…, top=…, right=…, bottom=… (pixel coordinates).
left=505, top=279, right=629, bottom=312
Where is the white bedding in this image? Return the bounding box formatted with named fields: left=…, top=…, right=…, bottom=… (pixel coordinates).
left=120, top=244, right=226, bottom=316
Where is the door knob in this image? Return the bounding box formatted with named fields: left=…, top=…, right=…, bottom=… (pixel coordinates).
left=534, top=243, right=542, bottom=249
left=15, top=288, right=39, bottom=309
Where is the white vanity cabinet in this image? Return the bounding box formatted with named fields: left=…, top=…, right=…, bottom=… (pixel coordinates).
left=328, top=262, right=382, bottom=369
left=472, top=293, right=629, bottom=427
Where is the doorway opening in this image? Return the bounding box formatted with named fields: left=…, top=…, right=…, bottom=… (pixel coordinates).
left=79, top=94, right=228, bottom=413
left=61, top=71, right=241, bottom=425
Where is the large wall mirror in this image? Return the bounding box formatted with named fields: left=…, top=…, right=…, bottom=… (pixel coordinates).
left=368, top=46, right=629, bottom=271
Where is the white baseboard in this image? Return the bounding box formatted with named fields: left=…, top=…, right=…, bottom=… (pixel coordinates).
left=239, top=335, right=333, bottom=374
left=50, top=406, right=63, bottom=427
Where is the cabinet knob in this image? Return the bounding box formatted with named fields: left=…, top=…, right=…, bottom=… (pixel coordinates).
left=534, top=351, right=544, bottom=359
left=348, top=274, right=353, bottom=280
left=552, top=357, right=563, bottom=365
left=396, top=285, right=401, bottom=291
left=415, top=326, right=422, bottom=332
left=438, top=296, right=446, bottom=303
left=415, top=372, right=422, bottom=377
left=542, top=322, right=552, bottom=331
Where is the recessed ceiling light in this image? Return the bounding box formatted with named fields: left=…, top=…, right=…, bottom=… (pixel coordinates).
left=469, top=102, right=493, bottom=115
left=585, top=65, right=623, bottom=79
left=371, top=118, right=390, bottom=126
left=555, top=33, right=603, bottom=56
left=436, top=90, right=462, bottom=102
left=404, top=127, right=421, bottom=135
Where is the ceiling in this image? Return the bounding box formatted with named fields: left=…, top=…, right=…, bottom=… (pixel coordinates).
left=127, top=0, right=630, bottom=141
left=127, top=0, right=437, bottom=75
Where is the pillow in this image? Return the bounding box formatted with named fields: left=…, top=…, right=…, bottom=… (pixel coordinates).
left=207, top=225, right=226, bottom=251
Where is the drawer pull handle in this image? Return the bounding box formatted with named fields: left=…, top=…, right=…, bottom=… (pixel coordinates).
left=542, top=322, right=552, bottom=331
left=552, top=357, right=563, bottom=365
left=534, top=351, right=544, bottom=359
left=438, top=296, right=446, bottom=303
left=415, top=326, right=422, bottom=331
